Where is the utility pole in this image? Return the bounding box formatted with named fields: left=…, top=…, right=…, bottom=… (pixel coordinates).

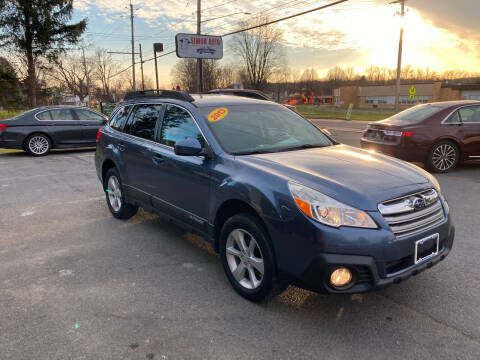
left=196, top=0, right=203, bottom=93
left=82, top=47, right=90, bottom=107
left=394, top=0, right=406, bottom=111
left=130, top=1, right=136, bottom=91
left=139, top=44, right=145, bottom=90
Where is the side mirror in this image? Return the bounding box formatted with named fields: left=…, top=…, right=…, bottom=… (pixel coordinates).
left=103, top=117, right=109, bottom=124
left=321, top=128, right=331, bottom=136
left=174, top=138, right=203, bottom=156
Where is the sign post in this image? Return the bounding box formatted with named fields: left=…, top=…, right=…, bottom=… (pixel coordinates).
left=345, top=103, right=354, bottom=121
left=153, top=43, right=164, bottom=91
left=409, top=85, right=416, bottom=101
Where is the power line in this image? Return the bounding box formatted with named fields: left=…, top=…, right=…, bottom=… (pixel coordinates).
left=109, top=0, right=350, bottom=80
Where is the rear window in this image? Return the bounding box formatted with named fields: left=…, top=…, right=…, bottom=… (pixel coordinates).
left=391, top=104, right=443, bottom=123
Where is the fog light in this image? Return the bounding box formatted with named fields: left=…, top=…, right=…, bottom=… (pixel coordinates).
left=330, top=267, right=353, bottom=288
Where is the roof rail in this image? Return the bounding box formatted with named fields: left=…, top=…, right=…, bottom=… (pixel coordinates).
left=123, top=90, right=195, bottom=102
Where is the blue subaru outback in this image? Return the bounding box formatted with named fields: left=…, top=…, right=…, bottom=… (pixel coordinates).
left=95, top=90, right=454, bottom=301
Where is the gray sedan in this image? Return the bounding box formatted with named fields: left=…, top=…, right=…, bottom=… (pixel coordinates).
left=0, top=106, right=107, bottom=156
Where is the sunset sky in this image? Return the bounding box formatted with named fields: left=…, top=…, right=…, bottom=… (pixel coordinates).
left=72, top=0, right=480, bottom=86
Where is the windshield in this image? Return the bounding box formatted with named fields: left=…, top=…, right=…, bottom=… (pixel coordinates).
left=390, top=104, right=443, bottom=123
left=8, top=108, right=39, bottom=120
left=199, top=104, right=333, bottom=155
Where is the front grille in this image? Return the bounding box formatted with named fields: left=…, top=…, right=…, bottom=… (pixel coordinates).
left=378, top=189, right=445, bottom=238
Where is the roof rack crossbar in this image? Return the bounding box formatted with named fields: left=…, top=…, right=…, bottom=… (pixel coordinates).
left=124, top=90, right=195, bottom=102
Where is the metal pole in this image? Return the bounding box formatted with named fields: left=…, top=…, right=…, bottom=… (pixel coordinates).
left=196, top=0, right=203, bottom=93
left=394, top=0, right=405, bottom=111
left=130, top=2, right=136, bottom=91
left=139, top=44, right=144, bottom=90
left=154, top=51, right=159, bottom=91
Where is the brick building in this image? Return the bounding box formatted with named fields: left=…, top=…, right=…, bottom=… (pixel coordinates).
left=333, top=80, right=480, bottom=108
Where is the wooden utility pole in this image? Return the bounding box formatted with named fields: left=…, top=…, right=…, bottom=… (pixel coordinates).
left=196, top=0, right=203, bottom=93
left=394, top=0, right=406, bottom=111
left=130, top=1, right=136, bottom=91
left=139, top=44, right=144, bottom=90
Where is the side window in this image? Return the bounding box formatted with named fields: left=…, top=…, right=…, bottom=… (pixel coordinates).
left=459, top=106, right=480, bottom=123
left=128, top=104, right=163, bottom=141
left=49, top=108, right=75, bottom=120
left=445, top=111, right=460, bottom=124
left=159, top=105, right=205, bottom=147
left=110, top=106, right=131, bottom=132
left=74, top=109, right=105, bottom=121
left=37, top=111, right=53, bottom=120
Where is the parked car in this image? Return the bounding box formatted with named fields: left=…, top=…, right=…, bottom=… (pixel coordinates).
left=206, top=88, right=297, bottom=112
left=360, top=100, right=480, bottom=172
left=0, top=106, right=107, bottom=156
left=95, top=90, right=454, bottom=301
left=197, top=47, right=215, bottom=54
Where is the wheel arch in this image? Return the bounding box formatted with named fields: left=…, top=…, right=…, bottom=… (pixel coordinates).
left=101, top=158, right=117, bottom=189
left=429, top=137, right=464, bottom=162
left=213, top=199, right=272, bottom=254
left=23, top=131, right=55, bottom=150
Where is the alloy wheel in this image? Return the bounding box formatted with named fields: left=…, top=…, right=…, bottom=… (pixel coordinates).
left=107, top=175, right=122, bottom=212
left=225, top=229, right=264, bottom=290
left=432, top=144, right=456, bottom=171
left=28, top=136, right=49, bottom=155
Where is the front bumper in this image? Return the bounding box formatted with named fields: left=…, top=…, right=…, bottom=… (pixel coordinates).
left=265, top=204, right=455, bottom=294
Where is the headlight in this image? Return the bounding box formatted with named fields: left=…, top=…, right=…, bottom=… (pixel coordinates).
left=288, top=182, right=377, bottom=229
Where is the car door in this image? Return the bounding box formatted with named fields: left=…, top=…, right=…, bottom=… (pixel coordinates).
left=73, top=108, right=107, bottom=145
left=36, top=108, right=82, bottom=146
left=458, top=105, right=480, bottom=158
left=151, top=104, right=211, bottom=228
left=121, top=103, right=164, bottom=206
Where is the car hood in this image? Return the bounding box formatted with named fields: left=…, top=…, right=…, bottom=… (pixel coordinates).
left=238, top=145, right=432, bottom=211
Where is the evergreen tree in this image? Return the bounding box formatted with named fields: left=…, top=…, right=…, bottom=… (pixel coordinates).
left=0, top=0, right=87, bottom=107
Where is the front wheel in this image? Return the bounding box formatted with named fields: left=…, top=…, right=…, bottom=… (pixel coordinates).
left=220, top=213, right=286, bottom=301
left=104, top=168, right=138, bottom=219
left=426, top=141, right=459, bottom=173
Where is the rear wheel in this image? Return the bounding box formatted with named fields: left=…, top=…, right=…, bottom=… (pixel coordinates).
left=220, top=213, right=286, bottom=301
left=25, top=133, right=51, bottom=156
left=426, top=141, right=459, bottom=173
left=104, top=168, right=138, bottom=219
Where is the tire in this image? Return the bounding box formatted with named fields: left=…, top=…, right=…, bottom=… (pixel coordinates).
left=426, top=140, right=460, bottom=173
left=25, top=133, right=51, bottom=156
left=219, top=213, right=286, bottom=301
left=104, top=168, right=138, bottom=219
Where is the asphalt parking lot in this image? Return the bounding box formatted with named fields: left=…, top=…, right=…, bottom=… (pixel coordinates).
left=1, top=122, right=479, bottom=359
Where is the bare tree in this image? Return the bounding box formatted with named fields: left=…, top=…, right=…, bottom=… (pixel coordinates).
left=172, top=59, right=236, bottom=92
left=49, top=51, right=92, bottom=103
left=231, top=18, right=284, bottom=90
left=92, top=49, right=118, bottom=102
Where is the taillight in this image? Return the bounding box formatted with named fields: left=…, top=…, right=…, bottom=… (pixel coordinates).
left=0, top=124, right=7, bottom=131
left=96, top=129, right=102, bottom=142
left=401, top=131, right=414, bottom=137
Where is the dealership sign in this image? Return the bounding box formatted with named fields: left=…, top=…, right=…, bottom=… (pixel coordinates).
left=175, top=33, right=223, bottom=59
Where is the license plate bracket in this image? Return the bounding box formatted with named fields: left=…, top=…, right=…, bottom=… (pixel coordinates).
left=414, top=233, right=439, bottom=264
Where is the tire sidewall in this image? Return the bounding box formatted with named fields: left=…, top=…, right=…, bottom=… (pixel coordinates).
left=104, top=168, right=129, bottom=218
left=427, top=141, right=459, bottom=173
left=25, top=133, right=51, bottom=156
left=220, top=213, right=276, bottom=302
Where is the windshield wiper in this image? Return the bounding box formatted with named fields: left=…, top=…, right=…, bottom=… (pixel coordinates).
left=232, top=149, right=277, bottom=155
left=275, top=143, right=329, bottom=152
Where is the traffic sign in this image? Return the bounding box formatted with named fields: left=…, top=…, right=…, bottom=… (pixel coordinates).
left=175, top=33, right=223, bottom=59
left=409, top=85, right=416, bottom=100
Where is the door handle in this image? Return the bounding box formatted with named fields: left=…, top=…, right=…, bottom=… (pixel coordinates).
left=118, top=142, right=126, bottom=151
left=152, top=153, right=164, bottom=165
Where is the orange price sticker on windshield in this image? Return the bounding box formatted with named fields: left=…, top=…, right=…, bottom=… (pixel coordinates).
left=208, top=107, right=228, bottom=122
